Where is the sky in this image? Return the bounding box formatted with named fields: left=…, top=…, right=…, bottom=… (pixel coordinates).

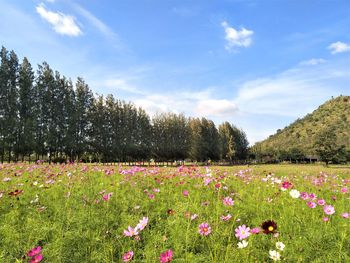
left=1, top=0, right=350, bottom=144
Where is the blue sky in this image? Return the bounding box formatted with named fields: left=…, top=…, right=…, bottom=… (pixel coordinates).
left=1, top=0, right=350, bottom=144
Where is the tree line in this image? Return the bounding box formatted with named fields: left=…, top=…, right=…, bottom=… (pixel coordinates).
left=0, top=46, right=249, bottom=163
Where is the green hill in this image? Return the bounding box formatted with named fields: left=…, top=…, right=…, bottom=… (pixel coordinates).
left=252, top=95, right=350, bottom=162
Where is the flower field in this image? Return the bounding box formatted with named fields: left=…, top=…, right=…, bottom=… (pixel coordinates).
left=0, top=163, right=349, bottom=262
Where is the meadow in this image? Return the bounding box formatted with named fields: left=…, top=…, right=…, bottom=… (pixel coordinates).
left=0, top=163, right=349, bottom=262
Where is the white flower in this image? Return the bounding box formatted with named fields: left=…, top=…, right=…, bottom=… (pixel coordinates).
left=289, top=189, right=300, bottom=198
left=276, top=241, right=285, bottom=251
left=269, top=250, right=281, bottom=261
left=237, top=240, right=248, bottom=249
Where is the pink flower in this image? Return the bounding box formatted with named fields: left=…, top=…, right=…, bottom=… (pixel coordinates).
left=251, top=227, right=260, bottom=234
left=341, top=212, right=349, bottom=218
left=136, top=217, right=148, bottom=231
left=300, top=192, right=309, bottom=200
left=235, top=225, right=251, bottom=240
left=102, top=192, right=113, bottom=201
left=307, top=201, right=317, bottom=209
left=281, top=181, right=292, bottom=189
left=317, top=199, right=326, bottom=206
left=341, top=187, right=348, bottom=193
left=222, top=197, right=234, bottom=206
left=159, top=249, right=173, bottom=263
left=148, top=194, right=155, bottom=199
left=220, top=214, right=232, bottom=221
left=182, top=190, right=189, bottom=197
left=309, top=193, right=317, bottom=200
left=191, top=214, right=198, bottom=221
left=198, top=223, right=211, bottom=236
left=122, top=250, right=134, bottom=262
left=323, top=217, right=329, bottom=222
left=27, top=246, right=42, bottom=257
left=123, top=226, right=139, bottom=237
left=324, top=205, right=335, bottom=215
left=153, top=188, right=160, bottom=193
left=30, top=254, right=43, bottom=263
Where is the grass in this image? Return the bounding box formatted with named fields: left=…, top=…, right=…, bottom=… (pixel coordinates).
left=0, top=163, right=349, bottom=262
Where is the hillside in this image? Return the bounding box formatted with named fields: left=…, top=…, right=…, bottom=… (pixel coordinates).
left=253, top=95, right=350, bottom=160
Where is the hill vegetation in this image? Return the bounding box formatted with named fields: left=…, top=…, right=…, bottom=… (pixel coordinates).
left=252, top=96, right=350, bottom=163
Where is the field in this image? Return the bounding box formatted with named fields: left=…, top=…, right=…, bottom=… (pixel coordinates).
left=0, top=163, right=349, bottom=262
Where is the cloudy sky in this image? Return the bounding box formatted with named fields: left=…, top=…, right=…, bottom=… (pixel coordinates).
left=1, top=0, right=350, bottom=144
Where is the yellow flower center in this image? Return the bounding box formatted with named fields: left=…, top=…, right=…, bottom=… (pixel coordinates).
left=203, top=227, right=208, bottom=232
left=268, top=226, right=274, bottom=231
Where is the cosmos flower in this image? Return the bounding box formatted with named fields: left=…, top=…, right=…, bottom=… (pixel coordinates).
left=159, top=249, right=173, bottom=263
left=30, top=254, right=43, bottom=263
left=269, top=250, right=281, bottom=261
left=182, top=190, right=189, bottom=197
left=222, top=197, right=234, bottom=206
left=281, top=181, right=292, bottom=190
left=191, top=214, right=198, bottom=221
left=237, top=240, right=248, bottom=249
left=317, top=199, right=326, bottom=206
left=27, top=246, right=42, bottom=257
left=136, top=217, right=148, bottom=231
left=198, top=223, right=211, bottom=236
left=102, top=192, right=113, bottom=201
left=275, top=241, right=285, bottom=251
left=122, top=251, right=134, bottom=262
left=261, top=220, right=277, bottom=234
left=220, top=214, right=232, bottom=221
left=323, top=205, right=335, bottom=215
left=307, top=201, right=317, bottom=209
left=289, top=189, right=300, bottom=198
left=251, top=227, right=260, bottom=234
left=235, top=225, right=251, bottom=240
left=341, top=213, right=349, bottom=218
left=300, top=192, right=309, bottom=200
left=123, top=226, right=139, bottom=237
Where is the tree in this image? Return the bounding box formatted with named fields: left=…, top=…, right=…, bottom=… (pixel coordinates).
left=314, top=127, right=347, bottom=164
left=17, top=57, right=35, bottom=161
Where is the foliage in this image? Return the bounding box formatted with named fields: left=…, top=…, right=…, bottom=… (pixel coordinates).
left=0, top=163, right=349, bottom=262
left=253, top=96, right=350, bottom=163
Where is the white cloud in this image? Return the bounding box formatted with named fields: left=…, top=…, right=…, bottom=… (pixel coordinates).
left=36, top=3, right=82, bottom=36
left=299, top=58, right=326, bottom=66
left=104, top=78, right=144, bottom=94
left=221, top=21, right=253, bottom=50
left=328, top=41, right=350, bottom=54
left=196, top=99, right=237, bottom=116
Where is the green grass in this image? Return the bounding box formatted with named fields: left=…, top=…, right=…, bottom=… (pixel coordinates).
left=0, top=163, right=349, bottom=262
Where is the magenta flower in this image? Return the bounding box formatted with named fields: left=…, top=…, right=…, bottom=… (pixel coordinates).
left=123, top=226, right=139, bottom=237
left=317, top=199, right=326, bottom=206
left=122, top=250, right=134, bottom=262
left=341, top=187, right=348, bottom=193
left=307, top=201, right=317, bottom=209
left=30, top=254, right=43, bottom=263
left=220, top=214, right=232, bottom=221
left=136, top=217, right=148, bottom=231
left=198, top=223, right=212, bottom=236
left=222, top=197, right=234, bottom=206
left=300, top=192, right=309, bottom=200
left=281, top=181, right=292, bottom=189
left=324, top=205, right=335, bottom=215
left=182, top=190, right=189, bottom=197
left=27, top=246, right=42, bottom=257
left=148, top=194, right=155, bottom=199
left=309, top=193, right=317, bottom=200
left=251, top=227, right=260, bottom=234
left=341, top=212, right=349, bottom=218
left=159, top=249, right=173, bottom=263
left=102, top=192, right=113, bottom=201
left=235, top=225, right=251, bottom=240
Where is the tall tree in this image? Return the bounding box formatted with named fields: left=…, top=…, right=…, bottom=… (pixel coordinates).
left=16, top=57, right=35, bottom=161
